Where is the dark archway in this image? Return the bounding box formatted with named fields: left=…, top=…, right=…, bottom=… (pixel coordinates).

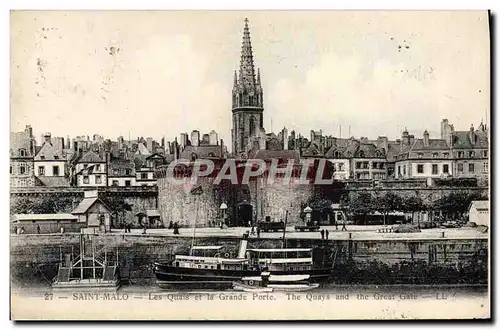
left=237, top=201, right=253, bottom=227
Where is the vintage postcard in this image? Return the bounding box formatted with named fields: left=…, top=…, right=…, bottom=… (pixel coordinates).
left=10, top=10, right=490, bottom=320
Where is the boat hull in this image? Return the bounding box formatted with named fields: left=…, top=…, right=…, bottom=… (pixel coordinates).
left=154, top=262, right=331, bottom=289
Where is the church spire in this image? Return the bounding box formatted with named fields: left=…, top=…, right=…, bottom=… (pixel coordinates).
left=257, top=68, right=261, bottom=85
left=239, top=18, right=256, bottom=89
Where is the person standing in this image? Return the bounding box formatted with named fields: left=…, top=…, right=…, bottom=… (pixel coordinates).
left=173, top=222, right=180, bottom=235
left=325, top=229, right=329, bottom=240
left=36, top=224, right=41, bottom=234
left=341, top=218, right=347, bottom=231
left=256, top=226, right=261, bottom=238
left=320, top=229, right=325, bottom=240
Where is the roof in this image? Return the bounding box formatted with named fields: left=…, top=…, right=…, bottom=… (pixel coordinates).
left=34, top=141, right=64, bottom=161
left=146, top=209, right=161, bottom=217
left=108, top=158, right=135, bottom=175
left=78, top=150, right=104, bottom=163
left=35, top=176, right=70, bottom=187
left=452, top=131, right=489, bottom=149
left=247, top=248, right=312, bottom=253
left=191, top=246, right=224, bottom=250
left=410, top=138, right=450, bottom=151
left=13, top=213, right=78, bottom=222
left=469, top=200, right=489, bottom=211
left=72, top=197, right=110, bottom=214
left=179, top=145, right=223, bottom=160
left=354, top=143, right=385, bottom=158
left=250, top=149, right=300, bottom=162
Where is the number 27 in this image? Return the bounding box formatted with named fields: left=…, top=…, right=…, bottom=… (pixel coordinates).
left=44, top=293, right=53, bottom=300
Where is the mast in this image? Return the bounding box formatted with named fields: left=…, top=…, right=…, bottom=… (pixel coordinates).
left=282, top=210, right=288, bottom=249
left=189, top=185, right=204, bottom=255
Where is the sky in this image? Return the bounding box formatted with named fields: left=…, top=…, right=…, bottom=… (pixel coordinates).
left=10, top=11, right=490, bottom=149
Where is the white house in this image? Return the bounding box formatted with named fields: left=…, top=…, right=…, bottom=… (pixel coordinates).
left=468, top=200, right=489, bottom=227
left=74, top=150, right=107, bottom=187
left=34, top=133, right=69, bottom=187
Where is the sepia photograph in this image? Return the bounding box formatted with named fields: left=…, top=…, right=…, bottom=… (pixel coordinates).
left=9, top=10, right=490, bottom=320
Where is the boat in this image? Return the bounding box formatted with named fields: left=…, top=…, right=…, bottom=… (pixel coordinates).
left=232, top=272, right=320, bottom=292
left=153, top=235, right=332, bottom=289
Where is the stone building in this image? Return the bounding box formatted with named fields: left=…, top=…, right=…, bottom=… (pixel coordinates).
left=10, top=125, right=36, bottom=187
left=34, top=133, right=70, bottom=187
left=231, top=18, right=265, bottom=157
left=395, top=129, right=452, bottom=180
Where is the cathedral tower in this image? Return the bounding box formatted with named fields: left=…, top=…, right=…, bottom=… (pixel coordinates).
left=231, top=18, right=264, bottom=156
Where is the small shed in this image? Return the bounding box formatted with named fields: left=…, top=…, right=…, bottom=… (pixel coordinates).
left=12, top=213, right=84, bottom=234
left=71, top=190, right=111, bottom=232
left=468, top=200, right=489, bottom=227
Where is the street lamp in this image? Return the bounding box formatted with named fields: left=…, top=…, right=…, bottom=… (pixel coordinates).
left=303, top=206, right=312, bottom=226
left=220, top=202, right=228, bottom=228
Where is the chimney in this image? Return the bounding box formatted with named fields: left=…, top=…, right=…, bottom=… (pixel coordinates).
left=43, top=132, right=52, bottom=144
left=423, top=130, right=430, bottom=147
left=220, top=139, right=224, bottom=156
left=469, top=124, right=475, bottom=144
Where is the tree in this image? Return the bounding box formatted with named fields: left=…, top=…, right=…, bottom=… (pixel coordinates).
left=373, top=192, right=402, bottom=225
left=402, top=195, right=424, bottom=228
left=102, top=196, right=133, bottom=228
left=348, top=191, right=375, bottom=225
left=435, top=191, right=483, bottom=221
left=10, top=195, right=74, bottom=215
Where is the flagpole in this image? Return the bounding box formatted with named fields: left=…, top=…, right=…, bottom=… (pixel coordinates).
left=191, top=195, right=199, bottom=255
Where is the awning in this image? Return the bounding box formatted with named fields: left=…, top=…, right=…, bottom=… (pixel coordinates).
left=146, top=209, right=161, bottom=217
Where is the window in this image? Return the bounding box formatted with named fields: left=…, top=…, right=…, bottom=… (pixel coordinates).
left=483, top=150, right=488, bottom=158
left=469, top=163, right=474, bottom=173
left=483, top=163, right=488, bottom=173
left=418, top=153, right=423, bottom=159
left=468, top=151, right=475, bottom=158
left=372, top=162, right=377, bottom=169
left=54, top=155, right=59, bottom=159
left=363, top=162, right=369, bottom=169
left=40, top=155, right=45, bottom=160
left=20, top=164, right=26, bottom=175
left=96, top=175, right=102, bottom=184
left=19, top=149, right=26, bottom=157
left=113, top=169, right=119, bottom=176
left=359, top=150, right=365, bottom=157
left=95, top=164, right=100, bottom=171
left=125, top=169, right=131, bottom=176
left=458, top=163, right=464, bottom=173
left=443, top=153, right=449, bottom=158
left=125, top=180, right=131, bottom=187
left=338, top=163, right=344, bottom=171
left=38, top=166, right=45, bottom=175
left=443, top=164, right=449, bottom=174
left=433, top=153, right=438, bottom=159
left=112, top=180, right=119, bottom=186
left=432, top=164, right=438, bottom=175
left=83, top=175, right=89, bottom=184
left=53, top=165, right=59, bottom=176
left=403, top=166, right=406, bottom=175
left=398, top=166, right=401, bottom=175
left=417, top=164, right=424, bottom=174
left=10, top=165, right=12, bottom=174
left=84, top=164, right=88, bottom=169
left=458, top=151, right=464, bottom=158
left=356, top=162, right=362, bottom=169
left=141, top=173, right=148, bottom=180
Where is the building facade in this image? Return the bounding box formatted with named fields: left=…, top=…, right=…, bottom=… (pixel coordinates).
left=10, top=125, right=36, bottom=187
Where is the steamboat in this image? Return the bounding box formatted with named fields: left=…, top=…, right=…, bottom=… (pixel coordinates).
left=153, top=235, right=332, bottom=289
